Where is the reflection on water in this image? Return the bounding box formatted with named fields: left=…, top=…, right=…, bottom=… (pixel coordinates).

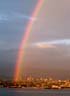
left=0, top=88, right=70, bottom=96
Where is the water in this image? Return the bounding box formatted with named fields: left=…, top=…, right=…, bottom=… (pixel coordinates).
left=0, top=88, right=70, bottom=96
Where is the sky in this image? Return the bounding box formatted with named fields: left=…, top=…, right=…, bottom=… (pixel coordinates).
left=0, top=0, right=70, bottom=79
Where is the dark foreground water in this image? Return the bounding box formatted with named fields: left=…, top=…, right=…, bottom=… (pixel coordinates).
left=0, top=88, right=70, bottom=96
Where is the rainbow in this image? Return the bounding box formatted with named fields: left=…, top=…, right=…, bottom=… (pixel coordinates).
left=14, top=0, right=45, bottom=81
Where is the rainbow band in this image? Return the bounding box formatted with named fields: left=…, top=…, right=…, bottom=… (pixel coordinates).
left=14, top=0, right=44, bottom=81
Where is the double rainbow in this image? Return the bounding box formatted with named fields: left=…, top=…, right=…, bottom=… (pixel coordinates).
left=14, top=0, right=45, bottom=81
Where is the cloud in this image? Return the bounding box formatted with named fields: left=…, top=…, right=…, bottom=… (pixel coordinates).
left=31, top=39, right=70, bottom=49
left=16, top=13, right=36, bottom=21
left=46, top=39, right=70, bottom=45
left=14, top=12, right=37, bottom=21
left=0, top=12, right=36, bottom=22
left=31, top=42, right=55, bottom=49
left=34, top=43, right=55, bottom=49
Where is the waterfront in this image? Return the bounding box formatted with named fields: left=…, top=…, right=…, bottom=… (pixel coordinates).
left=0, top=77, right=70, bottom=89
left=0, top=88, right=70, bottom=96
